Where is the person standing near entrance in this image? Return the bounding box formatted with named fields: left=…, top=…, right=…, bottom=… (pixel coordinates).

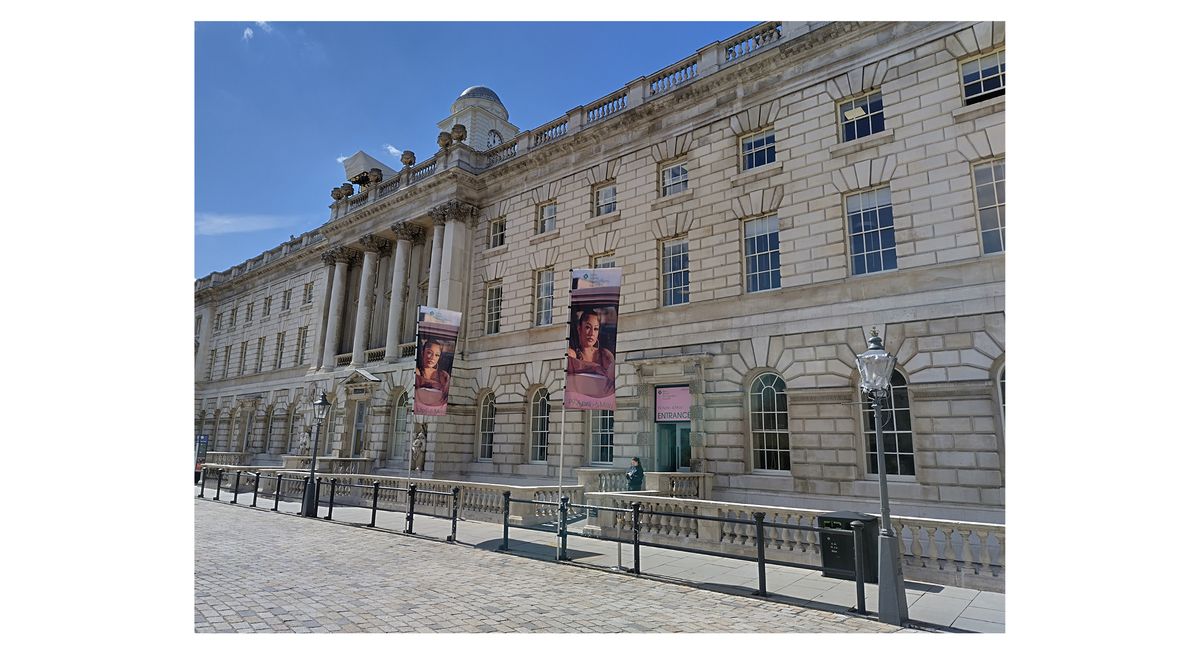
left=626, top=457, right=645, bottom=491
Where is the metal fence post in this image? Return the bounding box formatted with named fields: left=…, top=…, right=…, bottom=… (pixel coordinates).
left=448, top=487, right=460, bottom=543
left=632, top=502, right=642, bottom=576
left=273, top=474, right=282, bottom=512
left=753, top=512, right=768, bottom=596
left=557, top=495, right=570, bottom=561
left=369, top=481, right=380, bottom=527
left=197, top=467, right=207, bottom=498
left=252, top=471, right=261, bottom=507
left=851, top=520, right=867, bottom=614
left=313, top=477, right=322, bottom=517
left=500, top=491, right=511, bottom=551
left=214, top=469, right=223, bottom=501
left=230, top=471, right=241, bottom=505
left=405, top=483, right=416, bottom=534
left=325, top=478, right=336, bottom=520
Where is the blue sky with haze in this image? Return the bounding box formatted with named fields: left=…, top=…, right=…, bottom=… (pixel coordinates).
left=195, top=21, right=757, bottom=279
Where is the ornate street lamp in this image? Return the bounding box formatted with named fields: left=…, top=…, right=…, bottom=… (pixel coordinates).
left=302, top=391, right=332, bottom=518
left=856, top=328, right=909, bottom=626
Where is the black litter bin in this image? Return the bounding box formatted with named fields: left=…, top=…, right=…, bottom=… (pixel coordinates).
left=819, top=511, right=879, bottom=583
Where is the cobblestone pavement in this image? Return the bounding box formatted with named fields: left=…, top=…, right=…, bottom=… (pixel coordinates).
left=195, top=499, right=916, bottom=633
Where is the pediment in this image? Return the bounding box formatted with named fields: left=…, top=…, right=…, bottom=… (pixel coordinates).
left=342, top=369, right=382, bottom=385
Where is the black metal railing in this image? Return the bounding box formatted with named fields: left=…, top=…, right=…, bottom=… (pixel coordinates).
left=498, top=494, right=870, bottom=614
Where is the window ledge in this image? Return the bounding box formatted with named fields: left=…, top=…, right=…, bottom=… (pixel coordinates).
left=483, top=244, right=509, bottom=257
left=828, top=128, right=895, bottom=158
left=732, top=160, right=783, bottom=184
left=952, top=94, right=1004, bottom=122
left=585, top=210, right=621, bottom=229
left=651, top=189, right=694, bottom=211
left=529, top=230, right=560, bottom=246
left=751, top=469, right=792, bottom=476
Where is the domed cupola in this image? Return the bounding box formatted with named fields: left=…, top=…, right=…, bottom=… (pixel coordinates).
left=438, top=85, right=520, bottom=152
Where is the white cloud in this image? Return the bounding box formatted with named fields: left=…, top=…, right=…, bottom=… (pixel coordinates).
left=255, top=21, right=274, bottom=34
left=384, top=144, right=402, bottom=158
left=196, top=212, right=297, bottom=236
left=242, top=27, right=253, bottom=41
left=336, top=155, right=349, bottom=164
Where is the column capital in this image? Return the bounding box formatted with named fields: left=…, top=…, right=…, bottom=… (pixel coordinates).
left=431, top=199, right=480, bottom=227
left=359, top=234, right=391, bottom=255
left=390, top=222, right=426, bottom=244
left=320, top=245, right=357, bottom=266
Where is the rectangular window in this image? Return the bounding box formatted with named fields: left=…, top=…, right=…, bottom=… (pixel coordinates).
left=962, top=49, right=1005, bottom=104
left=215, top=313, right=223, bottom=331
left=743, top=215, right=781, bottom=292
left=591, top=252, right=616, bottom=269
left=839, top=90, right=885, bottom=142
left=263, top=296, right=271, bottom=317
left=303, top=282, right=315, bottom=304
left=661, top=238, right=690, bottom=306
left=537, top=202, right=557, bottom=234
left=296, top=326, right=309, bottom=365
left=207, top=349, right=216, bottom=381
left=490, top=217, right=507, bottom=248
left=274, top=332, right=285, bottom=369
left=245, top=302, right=254, bottom=322
left=255, top=336, right=266, bottom=373
left=974, top=158, right=1006, bottom=254
left=230, top=307, right=238, bottom=327
left=238, top=342, right=248, bottom=376
left=282, top=289, right=292, bottom=311
left=741, top=129, right=776, bottom=171
left=195, top=315, right=202, bottom=334
left=590, top=410, right=614, bottom=464
left=222, top=345, right=231, bottom=379
left=485, top=283, right=503, bottom=335
left=660, top=161, right=688, bottom=196
left=534, top=268, right=553, bottom=326
left=595, top=184, right=617, bottom=216
left=847, top=187, right=897, bottom=275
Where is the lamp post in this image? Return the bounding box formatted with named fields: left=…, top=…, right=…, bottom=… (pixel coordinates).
left=855, top=328, right=909, bottom=626
left=302, top=391, right=332, bottom=518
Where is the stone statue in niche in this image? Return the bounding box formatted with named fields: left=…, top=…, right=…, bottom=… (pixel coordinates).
left=410, top=423, right=428, bottom=472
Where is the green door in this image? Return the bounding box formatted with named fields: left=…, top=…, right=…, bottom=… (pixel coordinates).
left=655, top=423, right=692, bottom=472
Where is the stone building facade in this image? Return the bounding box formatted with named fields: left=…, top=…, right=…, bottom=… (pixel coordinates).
left=195, top=21, right=1006, bottom=524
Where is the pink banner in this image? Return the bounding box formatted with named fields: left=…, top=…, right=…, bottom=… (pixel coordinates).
left=414, top=306, right=462, bottom=416
left=655, top=386, right=691, bottom=421
left=565, top=268, right=621, bottom=411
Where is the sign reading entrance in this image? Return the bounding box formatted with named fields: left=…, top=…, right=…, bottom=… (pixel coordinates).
left=655, top=386, right=691, bottom=422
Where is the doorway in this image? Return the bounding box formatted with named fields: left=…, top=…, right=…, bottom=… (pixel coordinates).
left=654, top=422, right=691, bottom=472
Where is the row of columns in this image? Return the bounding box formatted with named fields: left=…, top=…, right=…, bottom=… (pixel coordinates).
left=310, top=199, right=478, bottom=372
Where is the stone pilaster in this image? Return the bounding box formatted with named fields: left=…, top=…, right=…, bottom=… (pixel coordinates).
left=310, top=255, right=337, bottom=371
left=426, top=216, right=446, bottom=308
left=432, top=200, right=479, bottom=312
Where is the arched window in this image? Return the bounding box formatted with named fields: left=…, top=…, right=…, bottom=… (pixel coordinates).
left=861, top=369, right=914, bottom=477
left=530, top=388, right=550, bottom=462
left=288, top=407, right=305, bottom=454
left=479, top=392, right=497, bottom=460
left=750, top=373, right=790, bottom=471
left=997, top=365, right=1006, bottom=431
left=390, top=394, right=410, bottom=459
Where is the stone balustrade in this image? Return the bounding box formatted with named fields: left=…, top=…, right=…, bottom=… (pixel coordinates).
left=584, top=491, right=1004, bottom=592
left=576, top=468, right=712, bottom=499
left=204, top=451, right=249, bottom=466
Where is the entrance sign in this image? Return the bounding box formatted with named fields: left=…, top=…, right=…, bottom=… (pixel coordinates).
left=414, top=306, right=462, bottom=416
left=195, top=434, right=209, bottom=476
left=655, top=386, right=691, bottom=421
left=565, top=268, right=622, bottom=411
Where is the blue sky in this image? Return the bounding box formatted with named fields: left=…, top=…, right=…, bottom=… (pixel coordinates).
left=195, top=21, right=758, bottom=279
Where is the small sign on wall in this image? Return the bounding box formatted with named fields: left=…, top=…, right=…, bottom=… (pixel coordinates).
left=655, top=386, right=691, bottom=422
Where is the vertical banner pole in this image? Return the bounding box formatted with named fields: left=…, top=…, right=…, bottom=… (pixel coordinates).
left=557, top=350, right=569, bottom=499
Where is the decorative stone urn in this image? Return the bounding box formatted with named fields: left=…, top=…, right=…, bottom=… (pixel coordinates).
left=367, top=167, right=383, bottom=184
left=401, top=150, right=416, bottom=167
left=450, top=124, right=467, bottom=142
left=436, top=131, right=452, bottom=149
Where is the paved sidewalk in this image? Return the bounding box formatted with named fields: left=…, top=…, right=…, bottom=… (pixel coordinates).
left=195, top=484, right=1003, bottom=633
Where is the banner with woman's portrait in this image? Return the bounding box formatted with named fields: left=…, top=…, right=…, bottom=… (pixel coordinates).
left=565, top=268, right=621, bottom=411
left=414, top=306, right=462, bottom=416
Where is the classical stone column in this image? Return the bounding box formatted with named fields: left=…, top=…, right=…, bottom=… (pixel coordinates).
left=310, top=255, right=337, bottom=371
left=426, top=216, right=446, bottom=308
left=433, top=200, right=479, bottom=313
left=386, top=222, right=425, bottom=361
left=320, top=246, right=355, bottom=371
left=351, top=236, right=388, bottom=367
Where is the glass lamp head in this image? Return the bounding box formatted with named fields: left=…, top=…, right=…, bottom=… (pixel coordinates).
left=314, top=391, right=332, bottom=421
left=856, top=329, right=896, bottom=393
